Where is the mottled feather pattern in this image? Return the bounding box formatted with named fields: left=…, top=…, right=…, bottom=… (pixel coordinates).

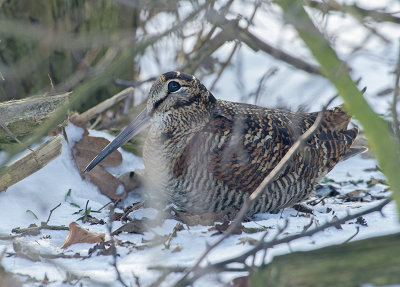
left=140, top=71, right=361, bottom=215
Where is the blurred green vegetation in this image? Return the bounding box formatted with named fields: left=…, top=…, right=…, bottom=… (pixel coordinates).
left=0, top=0, right=141, bottom=110
left=251, top=232, right=400, bottom=287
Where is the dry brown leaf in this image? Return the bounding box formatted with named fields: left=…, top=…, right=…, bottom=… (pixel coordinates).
left=61, top=222, right=105, bottom=249
left=71, top=128, right=126, bottom=199
left=88, top=241, right=116, bottom=256
left=293, top=204, right=314, bottom=214
left=208, top=220, right=242, bottom=235
left=112, top=219, right=148, bottom=235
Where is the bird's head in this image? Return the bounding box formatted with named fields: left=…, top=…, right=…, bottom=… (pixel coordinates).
left=84, top=71, right=215, bottom=173
left=147, top=71, right=215, bottom=116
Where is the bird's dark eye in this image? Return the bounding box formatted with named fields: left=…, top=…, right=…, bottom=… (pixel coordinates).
left=168, top=81, right=181, bottom=93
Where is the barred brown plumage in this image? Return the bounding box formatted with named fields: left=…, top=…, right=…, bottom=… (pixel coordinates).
left=85, top=71, right=366, bottom=215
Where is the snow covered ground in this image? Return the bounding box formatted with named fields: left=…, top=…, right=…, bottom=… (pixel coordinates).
left=0, top=124, right=398, bottom=287
left=1, top=1, right=400, bottom=286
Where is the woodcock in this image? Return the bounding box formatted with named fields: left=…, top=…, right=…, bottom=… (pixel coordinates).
left=85, top=71, right=365, bottom=215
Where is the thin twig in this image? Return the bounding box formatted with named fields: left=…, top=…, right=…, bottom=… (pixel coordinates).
left=173, top=96, right=336, bottom=286
left=71, top=87, right=135, bottom=125
left=92, top=201, right=113, bottom=213
left=342, top=226, right=360, bottom=244
left=164, top=223, right=183, bottom=249
left=0, top=122, right=23, bottom=145
left=46, top=203, right=61, bottom=224
left=11, top=224, right=69, bottom=236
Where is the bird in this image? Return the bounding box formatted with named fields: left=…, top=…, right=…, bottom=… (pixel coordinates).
left=85, top=71, right=366, bottom=216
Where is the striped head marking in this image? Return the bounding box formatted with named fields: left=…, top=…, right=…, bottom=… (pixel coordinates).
left=85, top=72, right=214, bottom=173
left=147, top=71, right=215, bottom=116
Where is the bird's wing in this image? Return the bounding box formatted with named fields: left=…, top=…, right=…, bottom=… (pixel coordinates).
left=173, top=102, right=357, bottom=194
left=173, top=101, right=299, bottom=193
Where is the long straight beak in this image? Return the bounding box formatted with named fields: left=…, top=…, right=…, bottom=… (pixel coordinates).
left=84, top=108, right=150, bottom=173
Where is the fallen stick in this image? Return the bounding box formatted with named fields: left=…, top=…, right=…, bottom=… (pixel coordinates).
left=71, top=87, right=134, bottom=126
left=0, top=134, right=63, bottom=191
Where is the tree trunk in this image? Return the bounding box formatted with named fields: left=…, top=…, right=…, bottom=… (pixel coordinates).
left=0, top=134, right=62, bottom=191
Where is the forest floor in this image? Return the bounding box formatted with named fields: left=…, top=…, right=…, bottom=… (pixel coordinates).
left=0, top=123, right=399, bottom=286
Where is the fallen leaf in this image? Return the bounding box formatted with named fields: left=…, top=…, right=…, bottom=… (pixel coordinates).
left=112, top=212, right=124, bottom=221
left=293, top=204, right=314, bottom=214
left=61, top=222, right=105, bottom=249
left=88, top=241, right=116, bottom=256
left=366, top=177, right=388, bottom=187
left=77, top=214, right=105, bottom=225
left=340, top=189, right=373, bottom=202
left=112, top=219, right=149, bottom=235
left=208, top=220, right=242, bottom=235
left=71, top=128, right=125, bottom=200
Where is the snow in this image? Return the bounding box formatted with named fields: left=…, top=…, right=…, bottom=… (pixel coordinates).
left=0, top=134, right=398, bottom=286
left=1, top=1, right=400, bottom=286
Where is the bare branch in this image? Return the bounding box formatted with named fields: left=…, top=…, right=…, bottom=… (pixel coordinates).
left=307, top=0, right=400, bottom=25
left=205, top=9, right=322, bottom=75
left=46, top=203, right=62, bottom=224
left=71, top=87, right=135, bottom=126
